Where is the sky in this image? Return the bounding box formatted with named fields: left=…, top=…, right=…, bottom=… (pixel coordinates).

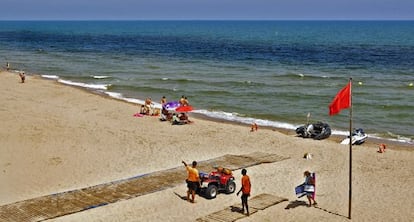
left=1, top=0, right=413, bottom=20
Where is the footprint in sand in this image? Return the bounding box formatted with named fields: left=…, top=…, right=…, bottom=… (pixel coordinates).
left=48, top=157, right=63, bottom=166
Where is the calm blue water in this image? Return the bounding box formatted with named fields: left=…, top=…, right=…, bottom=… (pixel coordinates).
left=1, top=21, right=413, bottom=144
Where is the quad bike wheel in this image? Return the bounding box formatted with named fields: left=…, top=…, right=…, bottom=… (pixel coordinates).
left=225, top=181, right=236, bottom=194
left=206, top=184, right=218, bottom=199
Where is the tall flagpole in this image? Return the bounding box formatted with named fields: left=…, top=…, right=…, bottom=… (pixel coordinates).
left=348, top=78, right=353, bottom=219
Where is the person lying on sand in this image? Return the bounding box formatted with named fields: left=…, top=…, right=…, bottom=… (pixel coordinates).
left=159, top=108, right=172, bottom=121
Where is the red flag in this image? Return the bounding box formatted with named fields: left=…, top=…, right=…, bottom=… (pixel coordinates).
left=329, top=82, right=351, bottom=115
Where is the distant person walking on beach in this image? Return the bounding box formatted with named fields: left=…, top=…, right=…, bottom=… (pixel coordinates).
left=303, top=171, right=317, bottom=207
left=378, top=143, right=387, bottom=153
left=182, top=160, right=200, bottom=203
left=250, top=122, right=258, bottom=132
left=237, top=168, right=251, bottom=216
left=19, top=72, right=25, bottom=83
left=6, top=62, right=10, bottom=71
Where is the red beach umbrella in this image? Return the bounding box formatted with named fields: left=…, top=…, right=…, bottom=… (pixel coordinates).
left=176, top=105, right=193, bottom=112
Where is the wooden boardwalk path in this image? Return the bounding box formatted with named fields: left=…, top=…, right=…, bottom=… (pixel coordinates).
left=196, top=193, right=289, bottom=222
left=0, top=152, right=288, bottom=222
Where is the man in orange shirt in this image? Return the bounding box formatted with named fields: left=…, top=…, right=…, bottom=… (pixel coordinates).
left=237, top=168, right=251, bottom=216
left=182, top=160, right=200, bottom=203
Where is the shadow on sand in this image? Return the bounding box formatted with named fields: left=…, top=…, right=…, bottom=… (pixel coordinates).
left=284, top=200, right=308, bottom=209
left=173, top=192, right=187, bottom=201
left=230, top=206, right=245, bottom=214
left=285, top=200, right=348, bottom=219
left=314, top=205, right=348, bottom=219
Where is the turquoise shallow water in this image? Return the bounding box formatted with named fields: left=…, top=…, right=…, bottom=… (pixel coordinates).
left=1, top=21, right=413, bottom=143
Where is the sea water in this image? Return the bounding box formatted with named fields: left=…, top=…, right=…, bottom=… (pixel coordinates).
left=0, top=21, right=413, bottom=144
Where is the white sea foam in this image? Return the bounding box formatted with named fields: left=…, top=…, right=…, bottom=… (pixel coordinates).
left=193, top=109, right=298, bottom=130
left=58, top=79, right=110, bottom=90
left=41, top=75, right=59, bottom=79
left=104, top=91, right=162, bottom=109
left=92, top=75, right=111, bottom=79
left=104, top=91, right=123, bottom=99
left=12, top=70, right=24, bottom=74
left=192, top=109, right=414, bottom=144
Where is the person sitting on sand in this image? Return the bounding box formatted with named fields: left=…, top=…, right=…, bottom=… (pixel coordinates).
left=160, top=107, right=172, bottom=121
left=182, top=160, right=200, bottom=203
left=139, top=105, right=144, bottom=114
left=171, top=113, right=184, bottom=125
left=179, top=112, right=191, bottom=124
left=144, top=98, right=153, bottom=115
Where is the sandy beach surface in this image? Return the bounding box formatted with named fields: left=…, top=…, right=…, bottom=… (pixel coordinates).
left=1, top=70, right=413, bottom=222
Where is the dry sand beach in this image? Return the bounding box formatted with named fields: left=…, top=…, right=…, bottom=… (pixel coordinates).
left=1, top=70, right=413, bottom=222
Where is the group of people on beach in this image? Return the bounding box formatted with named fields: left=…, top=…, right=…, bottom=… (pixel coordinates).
left=137, top=95, right=193, bottom=126
left=182, top=159, right=317, bottom=217
left=159, top=95, right=192, bottom=125
left=182, top=160, right=252, bottom=215
left=4, top=62, right=25, bottom=83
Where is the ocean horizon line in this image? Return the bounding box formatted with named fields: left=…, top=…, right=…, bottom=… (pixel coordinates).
left=1, top=19, right=413, bottom=22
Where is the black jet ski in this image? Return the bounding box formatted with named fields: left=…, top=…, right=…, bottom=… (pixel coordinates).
left=296, top=122, right=331, bottom=140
